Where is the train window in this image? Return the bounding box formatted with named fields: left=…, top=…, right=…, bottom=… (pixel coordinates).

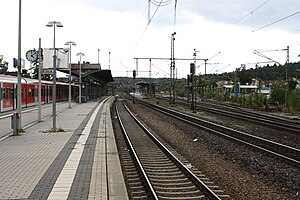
left=23, top=88, right=26, bottom=98
left=28, top=88, right=32, bottom=97
left=2, top=89, right=6, bottom=99
left=5, top=88, right=11, bottom=100
left=10, top=89, right=13, bottom=99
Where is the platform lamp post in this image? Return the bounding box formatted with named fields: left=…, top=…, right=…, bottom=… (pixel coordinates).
left=65, top=41, right=76, bottom=108
left=46, top=21, right=63, bottom=130
left=76, top=52, right=85, bottom=104
left=16, top=0, right=22, bottom=135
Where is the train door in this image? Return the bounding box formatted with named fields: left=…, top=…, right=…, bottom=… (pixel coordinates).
left=35, top=85, right=38, bottom=105
left=26, top=84, right=36, bottom=107
left=2, top=83, right=14, bottom=112
left=48, top=85, right=53, bottom=103
left=0, top=82, right=2, bottom=112
left=41, top=84, right=46, bottom=103
left=21, top=83, right=27, bottom=108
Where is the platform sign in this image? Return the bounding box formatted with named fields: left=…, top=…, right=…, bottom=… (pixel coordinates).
left=43, top=48, right=69, bottom=69
left=42, top=69, right=53, bottom=75
left=13, top=58, right=25, bottom=68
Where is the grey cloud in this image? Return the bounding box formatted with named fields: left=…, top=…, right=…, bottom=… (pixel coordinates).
left=88, top=0, right=300, bottom=31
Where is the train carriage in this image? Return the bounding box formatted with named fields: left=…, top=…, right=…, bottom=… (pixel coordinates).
left=0, top=75, right=78, bottom=113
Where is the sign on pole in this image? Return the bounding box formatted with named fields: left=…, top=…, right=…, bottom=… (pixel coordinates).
left=43, top=48, right=69, bottom=69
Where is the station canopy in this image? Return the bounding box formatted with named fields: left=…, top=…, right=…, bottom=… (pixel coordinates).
left=58, top=63, right=114, bottom=84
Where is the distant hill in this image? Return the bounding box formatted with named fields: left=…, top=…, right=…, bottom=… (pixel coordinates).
left=113, top=62, right=300, bottom=87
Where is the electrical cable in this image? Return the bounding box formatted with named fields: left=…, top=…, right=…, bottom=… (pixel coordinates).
left=254, top=9, right=300, bottom=31
left=233, top=0, right=270, bottom=25
left=152, top=62, right=170, bottom=75
left=148, top=0, right=163, bottom=25
left=130, top=0, right=176, bottom=61
left=150, top=0, right=172, bottom=6
left=174, top=0, right=177, bottom=28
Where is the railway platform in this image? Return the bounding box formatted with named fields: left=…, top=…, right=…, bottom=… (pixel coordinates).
left=0, top=97, right=128, bottom=200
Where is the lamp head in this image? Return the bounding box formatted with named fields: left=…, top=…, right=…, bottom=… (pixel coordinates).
left=76, top=52, right=85, bottom=56
left=46, top=21, right=63, bottom=27
left=65, top=41, right=76, bottom=46
left=46, top=22, right=53, bottom=27
left=56, top=22, right=63, bottom=27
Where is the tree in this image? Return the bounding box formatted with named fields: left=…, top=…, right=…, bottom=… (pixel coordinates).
left=237, top=66, right=254, bottom=85
left=29, top=50, right=51, bottom=80
left=0, top=57, right=8, bottom=74
left=270, top=81, right=285, bottom=107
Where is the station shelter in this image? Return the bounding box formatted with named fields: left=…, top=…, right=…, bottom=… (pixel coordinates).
left=58, top=62, right=114, bottom=102
left=135, top=81, right=155, bottom=98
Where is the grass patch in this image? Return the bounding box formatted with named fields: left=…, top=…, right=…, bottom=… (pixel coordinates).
left=19, top=128, right=25, bottom=133
left=41, top=128, right=65, bottom=133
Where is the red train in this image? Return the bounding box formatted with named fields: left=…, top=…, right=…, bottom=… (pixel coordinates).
left=0, top=74, right=78, bottom=112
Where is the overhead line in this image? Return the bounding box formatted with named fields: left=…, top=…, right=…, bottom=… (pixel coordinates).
left=254, top=10, right=300, bottom=32
left=148, top=0, right=163, bottom=25
left=174, top=0, right=178, bottom=28
left=233, top=0, right=270, bottom=25
left=130, top=0, right=162, bottom=57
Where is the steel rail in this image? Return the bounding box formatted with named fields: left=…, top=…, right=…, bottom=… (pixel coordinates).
left=116, top=103, right=159, bottom=200
left=156, top=96, right=300, bottom=133
left=140, top=100, right=300, bottom=168
left=118, top=101, right=223, bottom=200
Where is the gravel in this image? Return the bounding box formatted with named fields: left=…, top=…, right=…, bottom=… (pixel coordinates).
left=125, top=99, right=299, bottom=200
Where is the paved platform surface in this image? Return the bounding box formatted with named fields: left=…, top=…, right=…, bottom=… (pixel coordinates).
left=0, top=97, right=128, bottom=200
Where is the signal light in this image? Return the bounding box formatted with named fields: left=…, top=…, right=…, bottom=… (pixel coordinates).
left=133, top=70, right=136, bottom=79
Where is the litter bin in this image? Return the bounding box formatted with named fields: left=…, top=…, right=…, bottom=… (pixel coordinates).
left=11, top=112, right=20, bottom=135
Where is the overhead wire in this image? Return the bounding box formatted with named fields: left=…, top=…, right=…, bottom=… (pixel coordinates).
left=148, top=0, right=163, bottom=25
left=253, top=9, right=300, bottom=32
left=233, top=0, right=270, bottom=25
left=174, top=0, right=177, bottom=28
left=130, top=0, right=176, bottom=57
left=130, top=0, right=163, bottom=57
left=150, top=0, right=172, bottom=6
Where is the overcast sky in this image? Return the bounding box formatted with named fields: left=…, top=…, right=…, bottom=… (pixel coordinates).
left=1, top=0, right=300, bottom=78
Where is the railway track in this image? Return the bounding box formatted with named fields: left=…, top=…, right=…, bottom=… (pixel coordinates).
left=139, top=100, right=300, bottom=168
left=114, top=100, right=229, bottom=199
left=156, top=96, right=300, bottom=133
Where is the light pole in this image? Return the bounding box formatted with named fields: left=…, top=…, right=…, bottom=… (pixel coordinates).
left=46, top=21, right=63, bottom=130
left=65, top=41, right=76, bottom=108
left=98, top=49, right=100, bottom=64
left=76, top=52, right=85, bottom=104
left=16, top=0, right=22, bottom=135
left=170, top=32, right=176, bottom=104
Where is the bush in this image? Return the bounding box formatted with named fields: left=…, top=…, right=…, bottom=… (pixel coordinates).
left=289, top=89, right=300, bottom=113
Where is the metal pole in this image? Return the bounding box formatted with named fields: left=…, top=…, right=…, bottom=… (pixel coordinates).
left=149, top=59, right=152, bottom=78
left=171, top=32, right=176, bottom=104
left=38, top=38, right=42, bottom=122
left=68, top=44, right=72, bottom=108
left=204, top=59, right=208, bottom=75
left=285, top=46, right=289, bottom=111
left=136, top=58, right=138, bottom=76
left=65, top=41, right=76, bottom=108
left=17, top=0, right=22, bottom=133
left=79, top=55, right=82, bottom=104
left=98, top=49, right=100, bottom=64
left=53, top=24, right=57, bottom=130
left=108, top=51, right=111, bottom=70
left=46, top=21, right=63, bottom=130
